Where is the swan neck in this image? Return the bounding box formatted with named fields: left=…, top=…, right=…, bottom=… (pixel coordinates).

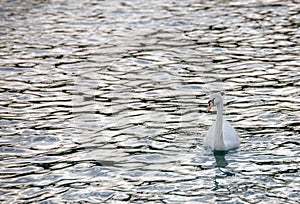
left=216, top=103, right=223, bottom=130
left=214, top=102, right=225, bottom=150
left=216, top=103, right=223, bottom=117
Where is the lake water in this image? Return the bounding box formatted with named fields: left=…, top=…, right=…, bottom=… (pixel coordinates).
left=0, top=0, right=299, bottom=203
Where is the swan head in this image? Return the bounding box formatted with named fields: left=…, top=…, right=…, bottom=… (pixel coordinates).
left=206, top=93, right=223, bottom=112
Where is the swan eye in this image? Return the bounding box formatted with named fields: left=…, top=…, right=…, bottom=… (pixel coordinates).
left=208, top=98, right=214, bottom=105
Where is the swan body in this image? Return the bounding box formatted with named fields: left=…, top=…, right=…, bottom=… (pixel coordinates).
left=204, top=93, right=240, bottom=151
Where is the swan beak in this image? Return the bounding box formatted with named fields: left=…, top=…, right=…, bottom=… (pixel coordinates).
left=206, top=101, right=213, bottom=112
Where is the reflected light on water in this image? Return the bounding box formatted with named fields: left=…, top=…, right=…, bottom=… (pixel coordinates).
left=0, top=0, right=299, bottom=203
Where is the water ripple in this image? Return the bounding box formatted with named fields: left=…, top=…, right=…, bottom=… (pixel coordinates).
left=0, top=0, right=299, bottom=203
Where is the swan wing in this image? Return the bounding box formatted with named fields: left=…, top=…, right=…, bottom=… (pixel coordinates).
left=223, top=120, right=240, bottom=150
left=204, top=122, right=215, bottom=148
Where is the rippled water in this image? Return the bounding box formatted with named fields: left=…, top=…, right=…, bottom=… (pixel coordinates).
left=1, top=0, right=300, bottom=203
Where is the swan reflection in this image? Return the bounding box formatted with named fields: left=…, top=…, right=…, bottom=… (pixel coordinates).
left=213, top=150, right=236, bottom=191
left=213, top=150, right=228, bottom=168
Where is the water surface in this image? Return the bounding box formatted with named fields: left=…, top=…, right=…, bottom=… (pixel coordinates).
left=0, top=0, right=299, bottom=203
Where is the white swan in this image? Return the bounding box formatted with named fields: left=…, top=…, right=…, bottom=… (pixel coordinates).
left=204, top=93, right=240, bottom=151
